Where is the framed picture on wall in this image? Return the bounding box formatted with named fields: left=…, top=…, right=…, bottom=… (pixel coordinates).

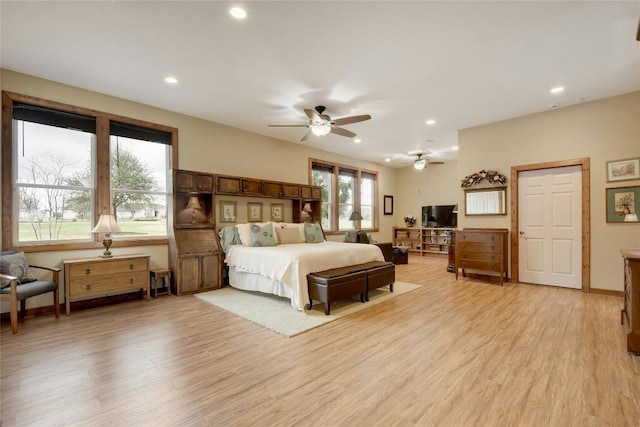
left=270, top=203, right=284, bottom=222
left=248, top=202, right=263, bottom=222
left=384, top=195, right=394, bottom=215
left=606, top=186, right=639, bottom=223
left=219, top=200, right=236, bottom=223
left=606, top=158, right=640, bottom=182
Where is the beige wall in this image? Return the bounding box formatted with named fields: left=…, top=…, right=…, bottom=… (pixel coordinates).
left=0, top=69, right=398, bottom=310
left=394, top=160, right=460, bottom=224
left=458, top=91, right=640, bottom=291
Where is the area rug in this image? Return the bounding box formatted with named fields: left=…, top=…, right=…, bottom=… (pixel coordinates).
left=195, top=282, right=421, bottom=337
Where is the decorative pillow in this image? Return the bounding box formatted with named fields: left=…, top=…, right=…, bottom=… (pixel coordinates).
left=0, top=252, right=37, bottom=288
left=236, top=222, right=266, bottom=246
left=250, top=223, right=276, bottom=247
left=304, top=222, right=325, bottom=243
left=275, top=226, right=305, bottom=244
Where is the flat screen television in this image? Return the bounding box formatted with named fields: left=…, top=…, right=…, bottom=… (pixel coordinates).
left=422, top=205, right=457, bottom=228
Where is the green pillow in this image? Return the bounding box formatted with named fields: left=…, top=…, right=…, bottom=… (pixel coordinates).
left=1, top=252, right=37, bottom=288
left=304, top=222, right=325, bottom=243
left=250, top=223, right=276, bottom=247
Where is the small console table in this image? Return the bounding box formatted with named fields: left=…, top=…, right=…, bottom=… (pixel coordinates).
left=63, top=254, right=150, bottom=315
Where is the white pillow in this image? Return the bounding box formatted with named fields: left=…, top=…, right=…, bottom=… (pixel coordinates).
left=282, top=222, right=306, bottom=242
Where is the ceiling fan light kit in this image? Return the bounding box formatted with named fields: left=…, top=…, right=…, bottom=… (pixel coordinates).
left=269, top=105, right=371, bottom=141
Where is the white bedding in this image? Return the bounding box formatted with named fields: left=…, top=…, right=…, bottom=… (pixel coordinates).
left=225, top=241, right=384, bottom=310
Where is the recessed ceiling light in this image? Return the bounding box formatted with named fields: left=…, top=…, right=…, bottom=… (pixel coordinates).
left=384, top=158, right=391, bottom=162
left=426, top=119, right=436, bottom=126
left=229, top=7, right=247, bottom=19
left=550, top=86, right=564, bottom=94
left=354, top=138, right=362, bottom=144
left=164, top=76, right=178, bottom=84
left=452, top=146, right=459, bottom=151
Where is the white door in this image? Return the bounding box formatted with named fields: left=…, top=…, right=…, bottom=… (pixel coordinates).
left=518, top=165, right=582, bottom=289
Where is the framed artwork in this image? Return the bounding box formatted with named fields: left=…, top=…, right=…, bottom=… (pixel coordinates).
left=247, top=202, right=263, bottom=222
left=219, top=200, right=237, bottom=223
left=270, top=203, right=284, bottom=222
left=606, top=186, right=639, bottom=223
left=606, top=158, right=640, bottom=182
left=384, top=195, right=394, bottom=215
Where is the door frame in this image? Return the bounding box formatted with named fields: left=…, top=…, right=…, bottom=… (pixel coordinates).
left=510, top=158, right=591, bottom=292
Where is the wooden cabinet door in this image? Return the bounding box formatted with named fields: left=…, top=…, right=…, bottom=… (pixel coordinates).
left=200, top=253, right=221, bottom=290
left=242, top=178, right=263, bottom=195
left=216, top=175, right=242, bottom=193
left=283, top=184, right=300, bottom=198
left=195, top=174, right=213, bottom=191
left=263, top=181, right=283, bottom=197
left=175, top=170, right=196, bottom=191
left=179, top=256, right=201, bottom=293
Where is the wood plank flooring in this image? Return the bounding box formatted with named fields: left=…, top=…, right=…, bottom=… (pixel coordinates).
left=2, top=255, right=639, bottom=426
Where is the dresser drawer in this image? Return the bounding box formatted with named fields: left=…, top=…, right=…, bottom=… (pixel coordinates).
left=459, top=259, right=501, bottom=272
left=67, top=257, right=148, bottom=279
left=69, top=271, right=149, bottom=298
left=458, top=250, right=501, bottom=263
left=458, top=232, right=501, bottom=243
left=458, top=242, right=501, bottom=253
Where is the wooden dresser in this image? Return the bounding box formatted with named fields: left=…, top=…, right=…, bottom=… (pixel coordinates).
left=621, top=249, right=640, bottom=355
left=455, top=228, right=509, bottom=285
left=63, top=254, right=150, bottom=315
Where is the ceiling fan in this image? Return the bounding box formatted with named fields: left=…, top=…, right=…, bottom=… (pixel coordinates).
left=410, top=152, right=444, bottom=170
left=268, top=106, right=371, bottom=141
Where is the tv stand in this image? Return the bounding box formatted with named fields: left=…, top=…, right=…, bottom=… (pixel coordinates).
left=392, top=226, right=456, bottom=257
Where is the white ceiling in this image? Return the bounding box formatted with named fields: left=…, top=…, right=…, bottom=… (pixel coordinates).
left=2, top=1, right=639, bottom=167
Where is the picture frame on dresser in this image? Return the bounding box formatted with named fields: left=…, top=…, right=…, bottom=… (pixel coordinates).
left=248, top=202, right=263, bottom=222
left=606, top=186, right=639, bottom=223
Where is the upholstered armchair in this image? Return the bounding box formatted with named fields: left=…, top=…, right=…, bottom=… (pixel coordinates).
left=0, top=251, right=60, bottom=334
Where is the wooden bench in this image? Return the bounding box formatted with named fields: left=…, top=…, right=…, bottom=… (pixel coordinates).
left=307, top=261, right=395, bottom=315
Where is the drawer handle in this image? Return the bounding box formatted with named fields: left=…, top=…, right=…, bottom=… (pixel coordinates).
left=85, top=269, right=91, bottom=275
left=129, top=264, right=134, bottom=270
left=85, top=284, right=91, bottom=290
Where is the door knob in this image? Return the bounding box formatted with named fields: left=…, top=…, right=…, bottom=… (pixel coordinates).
left=519, top=231, right=525, bottom=235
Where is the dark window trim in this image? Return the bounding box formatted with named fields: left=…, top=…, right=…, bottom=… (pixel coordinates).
left=2, top=91, right=179, bottom=252
left=309, top=157, right=379, bottom=234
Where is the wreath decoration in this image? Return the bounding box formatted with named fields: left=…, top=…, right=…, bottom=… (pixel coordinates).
left=461, top=170, right=506, bottom=188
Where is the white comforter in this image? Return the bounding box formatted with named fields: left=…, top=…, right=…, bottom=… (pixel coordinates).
left=225, top=241, right=384, bottom=310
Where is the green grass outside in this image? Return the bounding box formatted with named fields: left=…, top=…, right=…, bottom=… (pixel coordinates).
left=18, top=219, right=167, bottom=241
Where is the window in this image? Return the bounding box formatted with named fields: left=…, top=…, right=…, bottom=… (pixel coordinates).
left=310, top=159, right=378, bottom=233
left=2, top=91, right=177, bottom=250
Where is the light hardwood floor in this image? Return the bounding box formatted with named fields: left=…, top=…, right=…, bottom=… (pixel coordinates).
left=1, top=255, right=639, bottom=426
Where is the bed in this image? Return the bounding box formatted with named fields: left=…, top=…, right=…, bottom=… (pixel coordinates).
left=221, top=223, right=384, bottom=311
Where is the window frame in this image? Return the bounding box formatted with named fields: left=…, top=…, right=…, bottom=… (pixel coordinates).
left=309, top=158, right=379, bottom=234
left=2, top=91, right=179, bottom=252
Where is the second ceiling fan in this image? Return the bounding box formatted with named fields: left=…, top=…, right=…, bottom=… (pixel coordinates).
left=268, top=106, right=371, bottom=141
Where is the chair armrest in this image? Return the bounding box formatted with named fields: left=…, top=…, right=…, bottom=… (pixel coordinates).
left=29, top=265, right=62, bottom=273
left=0, top=273, right=18, bottom=282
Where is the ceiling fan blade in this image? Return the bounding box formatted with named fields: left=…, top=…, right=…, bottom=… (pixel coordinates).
left=300, top=131, right=313, bottom=141
left=429, top=161, right=445, bottom=165
left=304, top=108, right=322, bottom=121
left=332, top=114, right=371, bottom=126
left=330, top=126, right=356, bottom=138
left=268, top=124, right=309, bottom=127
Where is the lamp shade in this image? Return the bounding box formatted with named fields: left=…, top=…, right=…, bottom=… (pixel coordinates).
left=303, top=202, right=313, bottom=212
left=624, top=213, right=638, bottom=222
left=349, top=211, right=363, bottom=221
left=91, top=214, right=122, bottom=234
left=186, top=196, right=201, bottom=209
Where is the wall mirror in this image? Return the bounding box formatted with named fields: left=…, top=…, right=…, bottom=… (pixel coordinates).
left=464, top=187, right=507, bottom=215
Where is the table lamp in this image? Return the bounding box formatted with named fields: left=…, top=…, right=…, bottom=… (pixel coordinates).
left=91, top=214, right=122, bottom=258
left=349, top=210, right=363, bottom=230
